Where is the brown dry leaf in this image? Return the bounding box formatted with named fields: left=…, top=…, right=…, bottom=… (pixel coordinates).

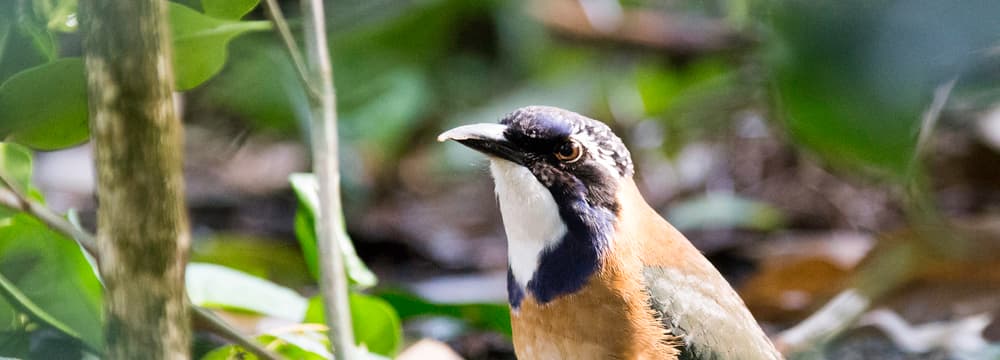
left=741, top=257, right=853, bottom=323
left=739, top=232, right=874, bottom=323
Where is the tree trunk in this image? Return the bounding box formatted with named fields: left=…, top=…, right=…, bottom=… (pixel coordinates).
left=79, top=0, right=191, bottom=358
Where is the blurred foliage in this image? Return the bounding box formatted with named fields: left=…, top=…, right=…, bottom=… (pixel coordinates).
left=768, top=0, right=1000, bottom=179
left=191, top=233, right=314, bottom=288
left=291, top=173, right=377, bottom=288
left=667, top=192, right=785, bottom=232
left=378, top=289, right=512, bottom=336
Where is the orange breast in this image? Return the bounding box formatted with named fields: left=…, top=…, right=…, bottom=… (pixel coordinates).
left=510, top=239, right=681, bottom=360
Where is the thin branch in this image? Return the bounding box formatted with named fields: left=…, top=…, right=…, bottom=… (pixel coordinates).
left=0, top=174, right=282, bottom=360
left=261, top=0, right=322, bottom=102
left=0, top=175, right=99, bottom=259
left=300, top=0, right=357, bottom=358
left=191, top=306, right=283, bottom=360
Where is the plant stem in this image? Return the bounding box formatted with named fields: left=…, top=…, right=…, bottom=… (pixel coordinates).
left=0, top=177, right=282, bottom=360
left=261, top=0, right=321, bottom=102
left=0, top=175, right=99, bottom=259
left=300, top=0, right=356, bottom=358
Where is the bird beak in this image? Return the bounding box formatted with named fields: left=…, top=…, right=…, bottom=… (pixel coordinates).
left=438, top=123, right=525, bottom=165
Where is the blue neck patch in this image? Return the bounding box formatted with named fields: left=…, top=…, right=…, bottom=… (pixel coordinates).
left=507, top=184, right=616, bottom=308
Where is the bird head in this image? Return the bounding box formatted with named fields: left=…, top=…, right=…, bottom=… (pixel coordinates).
left=438, top=105, right=633, bottom=215
left=439, top=106, right=634, bottom=304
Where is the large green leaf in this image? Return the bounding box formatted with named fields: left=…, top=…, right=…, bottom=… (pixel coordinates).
left=168, top=2, right=269, bottom=90
left=201, top=0, right=260, bottom=20
left=304, top=293, right=402, bottom=357
left=0, top=58, right=88, bottom=150
left=186, top=262, right=307, bottom=321
left=0, top=214, right=103, bottom=351
left=289, top=173, right=377, bottom=289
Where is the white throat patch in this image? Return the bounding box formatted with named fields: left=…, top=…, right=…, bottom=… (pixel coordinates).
left=489, top=159, right=567, bottom=289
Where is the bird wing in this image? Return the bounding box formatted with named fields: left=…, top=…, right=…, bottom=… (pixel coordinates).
left=615, top=179, right=781, bottom=360
left=642, top=264, right=778, bottom=360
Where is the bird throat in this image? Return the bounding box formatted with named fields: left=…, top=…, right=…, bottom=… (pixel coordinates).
left=489, top=160, right=612, bottom=308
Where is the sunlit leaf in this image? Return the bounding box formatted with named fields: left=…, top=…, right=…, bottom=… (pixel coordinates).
left=0, top=214, right=103, bottom=351
left=186, top=263, right=308, bottom=321
left=0, top=58, right=88, bottom=150
left=0, top=142, right=32, bottom=194
left=289, top=173, right=377, bottom=289
left=0, top=142, right=33, bottom=220
left=305, top=293, right=402, bottom=357
left=168, top=2, right=270, bottom=90
left=201, top=0, right=260, bottom=20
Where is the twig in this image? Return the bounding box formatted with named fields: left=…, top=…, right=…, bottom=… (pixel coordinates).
left=0, top=174, right=282, bottom=360
left=261, top=0, right=322, bottom=102
left=0, top=175, right=99, bottom=259
left=300, top=0, right=357, bottom=358
left=192, top=306, right=283, bottom=360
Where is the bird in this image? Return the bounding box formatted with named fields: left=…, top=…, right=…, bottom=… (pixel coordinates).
left=438, top=106, right=783, bottom=360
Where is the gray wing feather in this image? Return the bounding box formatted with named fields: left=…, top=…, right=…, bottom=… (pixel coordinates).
left=643, top=266, right=783, bottom=360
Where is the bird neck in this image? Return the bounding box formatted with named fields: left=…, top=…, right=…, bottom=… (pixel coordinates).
left=490, top=160, right=618, bottom=308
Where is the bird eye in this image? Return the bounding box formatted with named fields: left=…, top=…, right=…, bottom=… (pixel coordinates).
left=554, top=140, right=583, bottom=163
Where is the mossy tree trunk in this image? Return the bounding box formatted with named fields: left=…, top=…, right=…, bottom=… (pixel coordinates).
left=79, top=0, right=191, bottom=358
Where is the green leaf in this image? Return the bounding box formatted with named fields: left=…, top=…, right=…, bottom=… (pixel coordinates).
left=201, top=338, right=391, bottom=360
left=0, top=214, right=104, bottom=351
left=168, top=2, right=270, bottom=90
left=191, top=233, right=314, bottom=289
left=665, top=193, right=786, bottom=232
left=0, top=142, right=33, bottom=220
left=0, top=142, right=32, bottom=193
left=289, top=173, right=377, bottom=289
left=0, top=58, right=89, bottom=150
left=376, top=289, right=512, bottom=336
left=305, top=293, right=402, bottom=357
left=0, top=7, right=57, bottom=83
left=201, top=0, right=260, bottom=20
left=186, top=262, right=307, bottom=321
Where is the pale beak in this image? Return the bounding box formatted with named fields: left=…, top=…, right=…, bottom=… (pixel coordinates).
left=438, top=123, right=525, bottom=165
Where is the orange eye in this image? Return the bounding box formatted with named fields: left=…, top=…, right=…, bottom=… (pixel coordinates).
left=554, top=140, right=583, bottom=163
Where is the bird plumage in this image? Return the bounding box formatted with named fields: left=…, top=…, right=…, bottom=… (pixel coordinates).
left=439, top=106, right=782, bottom=360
